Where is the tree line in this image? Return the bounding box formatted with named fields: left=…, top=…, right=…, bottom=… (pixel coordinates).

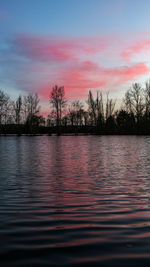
left=1, top=81, right=150, bottom=134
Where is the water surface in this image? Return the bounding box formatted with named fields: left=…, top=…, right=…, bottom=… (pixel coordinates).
left=1, top=136, right=150, bottom=266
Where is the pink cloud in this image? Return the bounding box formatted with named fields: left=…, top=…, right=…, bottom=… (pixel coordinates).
left=11, top=34, right=110, bottom=63
left=36, top=62, right=149, bottom=99
left=104, top=62, right=149, bottom=84
left=4, top=33, right=150, bottom=103
left=62, top=61, right=149, bottom=87
left=121, top=40, right=150, bottom=60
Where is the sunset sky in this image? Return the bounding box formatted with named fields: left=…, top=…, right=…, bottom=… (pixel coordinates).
left=1, top=0, right=150, bottom=113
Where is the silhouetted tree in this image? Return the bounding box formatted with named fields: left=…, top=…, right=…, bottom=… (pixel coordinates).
left=144, top=80, right=150, bottom=118
left=0, top=90, right=12, bottom=124
left=4, top=78, right=150, bottom=135
left=88, top=90, right=97, bottom=125
left=23, top=93, right=40, bottom=124
left=105, top=93, right=116, bottom=120
left=49, top=85, right=66, bottom=133
left=13, top=95, right=22, bottom=125
left=105, top=115, right=116, bottom=133
left=124, top=83, right=144, bottom=123
left=26, top=115, right=45, bottom=127
left=116, top=109, right=135, bottom=133
left=68, top=100, right=84, bottom=126
left=83, top=111, right=89, bottom=126
left=88, top=90, right=104, bottom=127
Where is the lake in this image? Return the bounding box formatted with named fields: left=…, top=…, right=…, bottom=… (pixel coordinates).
left=1, top=135, right=150, bottom=266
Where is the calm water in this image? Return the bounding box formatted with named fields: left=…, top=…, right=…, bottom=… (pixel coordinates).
left=1, top=136, right=150, bottom=266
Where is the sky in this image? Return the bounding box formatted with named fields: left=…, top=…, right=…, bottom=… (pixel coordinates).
left=1, top=0, right=150, bottom=114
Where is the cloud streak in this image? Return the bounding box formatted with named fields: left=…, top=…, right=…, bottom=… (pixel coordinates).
left=121, top=39, right=150, bottom=61
left=11, top=34, right=109, bottom=63
left=1, top=33, right=149, bottom=100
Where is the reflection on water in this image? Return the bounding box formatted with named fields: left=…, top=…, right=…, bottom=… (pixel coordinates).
left=1, top=136, right=150, bottom=266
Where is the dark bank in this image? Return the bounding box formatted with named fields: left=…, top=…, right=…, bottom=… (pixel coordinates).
left=1, top=82, right=150, bottom=136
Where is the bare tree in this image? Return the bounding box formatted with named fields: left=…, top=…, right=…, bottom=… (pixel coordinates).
left=23, top=93, right=40, bottom=123
left=0, top=90, right=12, bottom=124
left=144, top=80, right=150, bottom=117
left=49, top=85, right=66, bottom=130
left=88, top=90, right=97, bottom=125
left=13, top=95, right=22, bottom=125
left=124, top=90, right=133, bottom=114
left=68, top=100, right=84, bottom=126
left=88, top=90, right=104, bottom=126
left=105, top=92, right=116, bottom=120
left=124, top=83, right=144, bottom=122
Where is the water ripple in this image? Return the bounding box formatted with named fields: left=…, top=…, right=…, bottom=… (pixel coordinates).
left=1, top=136, right=150, bottom=266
